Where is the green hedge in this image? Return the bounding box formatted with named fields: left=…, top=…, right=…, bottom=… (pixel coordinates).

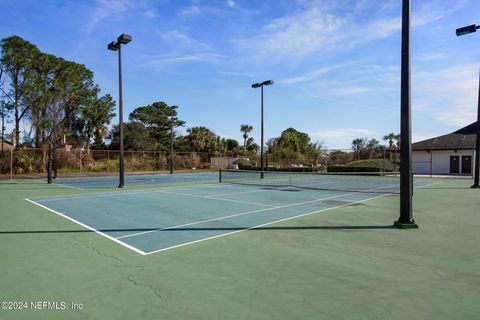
left=238, top=164, right=316, bottom=172
left=344, top=159, right=396, bottom=170
left=328, top=166, right=396, bottom=173
left=327, top=165, right=382, bottom=172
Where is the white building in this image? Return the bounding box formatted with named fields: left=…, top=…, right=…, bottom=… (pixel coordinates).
left=412, top=122, right=477, bottom=176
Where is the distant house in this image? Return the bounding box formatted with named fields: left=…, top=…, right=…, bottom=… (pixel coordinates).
left=412, top=122, right=477, bottom=175
left=0, top=138, right=14, bottom=151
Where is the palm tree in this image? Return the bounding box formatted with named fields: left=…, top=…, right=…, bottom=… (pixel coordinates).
left=81, top=94, right=116, bottom=150
left=240, top=124, right=253, bottom=156
left=393, top=134, right=400, bottom=168
left=383, top=133, right=396, bottom=149
left=383, top=133, right=396, bottom=160
left=186, top=126, right=216, bottom=153
left=366, top=138, right=380, bottom=159
left=352, top=138, right=365, bottom=160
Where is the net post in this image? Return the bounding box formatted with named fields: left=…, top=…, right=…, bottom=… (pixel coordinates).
left=219, top=169, right=222, bottom=183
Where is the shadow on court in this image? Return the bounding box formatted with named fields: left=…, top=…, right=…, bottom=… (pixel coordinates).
left=0, top=225, right=395, bottom=235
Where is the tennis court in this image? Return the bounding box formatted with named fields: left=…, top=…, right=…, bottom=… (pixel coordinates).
left=26, top=171, right=434, bottom=254
left=3, top=175, right=480, bottom=320
left=48, top=171, right=218, bottom=189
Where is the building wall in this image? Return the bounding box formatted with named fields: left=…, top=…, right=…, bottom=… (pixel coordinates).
left=413, top=150, right=475, bottom=175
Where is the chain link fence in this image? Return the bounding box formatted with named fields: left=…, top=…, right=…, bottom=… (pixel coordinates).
left=0, top=148, right=222, bottom=179
left=0, top=147, right=402, bottom=179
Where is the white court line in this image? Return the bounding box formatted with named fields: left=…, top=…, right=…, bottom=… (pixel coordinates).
left=203, top=189, right=272, bottom=197
left=28, top=180, right=442, bottom=256
left=116, top=186, right=389, bottom=240
left=25, top=198, right=147, bottom=255
left=143, top=192, right=393, bottom=255
left=157, top=190, right=276, bottom=208
left=52, top=182, right=85, bottom=190
left=30, top=179, right=84, bottom=190
left=30, top=182, right=224, bottom=202
left=142, top=181, right=444, bottom=254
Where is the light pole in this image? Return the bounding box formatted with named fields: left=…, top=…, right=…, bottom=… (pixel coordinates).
left=169, top=110, right=176, bottom=175
left=108, top=33, right=132, bottom=188
left=251, top=80, right=273, bottom=178
left=456, top=24, right=480, bottom=188
left=394, top=0, right=418, bottom=228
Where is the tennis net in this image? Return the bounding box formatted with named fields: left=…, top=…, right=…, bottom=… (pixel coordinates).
left=219, top=169, right=400, bottom=194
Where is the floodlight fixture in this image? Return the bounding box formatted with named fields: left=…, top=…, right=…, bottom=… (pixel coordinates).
left=456, top=24, right=479, bottom=36
left=117, top=34, right=132, bottom=44
left=108, top=41, right=119, bottom=51
left=262, top=80, right=274, bottom=86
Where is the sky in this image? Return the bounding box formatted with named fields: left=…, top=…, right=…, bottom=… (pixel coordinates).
left=1, top=0, right=480, bottom=150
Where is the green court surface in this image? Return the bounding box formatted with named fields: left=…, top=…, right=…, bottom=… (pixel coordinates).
left=0, top=176, right=479, bottom=319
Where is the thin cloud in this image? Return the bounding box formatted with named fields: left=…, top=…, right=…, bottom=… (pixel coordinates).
left=282, top=62, right=354, bottom=85
left=157, top=29, right=211, bottom=51
left=310, top=128, right=377, bottom=139
left=413, top=64, right=478, bottom=127
left=144, top=9, right=157, bottom=18
left=177, top=5, right=224, bottom=19
left=236, top=0, right=464, bottom=59
left=85, top=0, right=134, bottom=33
left=142, top=53, right=227, bottom=70
left=219, top=71, right=256, bottom=78
left=333, top=86, right=372, bottom=95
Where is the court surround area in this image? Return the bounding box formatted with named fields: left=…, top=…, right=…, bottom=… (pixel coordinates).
left=0, top=172, right=478, bottom=319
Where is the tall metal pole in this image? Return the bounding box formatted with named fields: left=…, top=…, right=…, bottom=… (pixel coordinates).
left=472, top=69, right=480, bottom=188
left=395, top=0, right=417, bottom=228
left=118, top=45, right=125, bottom=188
left=170, top=115, right=174, bottom=175
left=260, top=84, right=264, bottom=178
left=47, top=143, right=53, bottom=184
left=1, top=112, right=4, bottom=152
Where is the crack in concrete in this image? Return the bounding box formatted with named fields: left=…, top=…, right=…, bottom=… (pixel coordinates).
left=127, top=271, right=163, bottom=300
left=72, top=236, right=124, bottom=263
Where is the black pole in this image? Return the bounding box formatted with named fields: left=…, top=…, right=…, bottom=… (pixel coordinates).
left=170, top=115, right=174, bottom=175
left=472, top=69, right=480, bottom=188
left=118, top=45, right=125, bottom=188
left=260, top=84, right=264, bottom=178
left=47, top=143, right=53, bottom=184
left=1, top=111, right=4, bottom=152
left=53, top=148, right=57, bottom=179
left=395, top=0, right=417, bottom=228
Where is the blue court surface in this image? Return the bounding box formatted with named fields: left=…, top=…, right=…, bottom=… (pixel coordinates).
left=49, top=171, right=218, bottom=189
left=25, top=176, right=436, bottom=255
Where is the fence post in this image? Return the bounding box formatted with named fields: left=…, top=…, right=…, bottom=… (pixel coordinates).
left=383, top=148, right=386, bottom=173
left=10, top=149, right=13, bottom=180
left=107, top=149, right=110, bottom=176
left=131, top=151, right=134, bottom=174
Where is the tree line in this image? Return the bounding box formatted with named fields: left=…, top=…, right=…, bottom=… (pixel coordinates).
left=0, top=36, right=115, bottom=152
left=0, top=36, right=263, bottom=156
left=0, top=35, right=399, bottom=165
left=350, top=133, right=400, bottom=160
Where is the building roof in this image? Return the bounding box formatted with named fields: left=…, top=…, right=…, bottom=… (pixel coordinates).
left=412, top=122, right=478, bottom=151
left=0, top=138, right=14, bottom=151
